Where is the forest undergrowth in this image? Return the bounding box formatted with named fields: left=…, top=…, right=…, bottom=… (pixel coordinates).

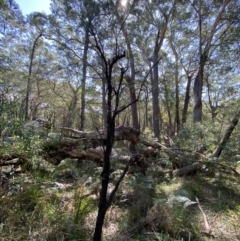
left=1, top=138, right=239, bottom=241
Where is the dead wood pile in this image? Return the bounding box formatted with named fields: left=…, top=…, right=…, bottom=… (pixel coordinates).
left=2, top=112, right=240, bottom=178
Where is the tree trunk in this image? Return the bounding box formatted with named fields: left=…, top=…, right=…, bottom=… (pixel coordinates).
left=92, top=33, right=126, bottom=240
left=80, top=30, right=89, bottom=130
left=144, top=88, right=149, bottom=129
left=150, top=2, right=176, bottom=139
left=102, top=68, right=107, bottom=129
left=169, top=38, right=180, bottom=134
left=182, top=73, right=193, bottom=124
left=193, top=60, right=204, bottom=122
left=173, top=162, right=201, bottom=177
left=25, top=30, right=44, bottom=120
left=192, top=0, right=230, bottom=122
left=152, top=52, right=161, bottom=140
left=205, top=74, right=218, bottom=122
left=125, top=75, right=139, bottom=129
left=174, top=56, right=180, bottom=134
left=31, top=77, right=41, bottom=120
left=115, top=7, right=139, bottom=130
left=193, top=0, right=204, bottom=122
left=162, top=77, right=173, bottom=136
left=93, top=61, right=115, bottom=241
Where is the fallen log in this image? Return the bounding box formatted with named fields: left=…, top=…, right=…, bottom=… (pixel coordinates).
left=60, top=125, right=140, bottom=150
left=172, top=162, right=201, bottom=176
left=0, top=154, right=28, bottom=167
left=43, top=125, right=141, bottom=165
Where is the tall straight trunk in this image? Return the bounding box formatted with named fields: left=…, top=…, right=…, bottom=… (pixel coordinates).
left=169, top=38, right=180, bottom=133
left=80, top=30, right=89, bottom=130
left=175, top=81, right=180, bottom=133
left=206, top=75, right=218, bottom=122
left=31, top=77, right=41, bottom=120
left=117, top=12, right=139, bottom=129
left=150, top=0, right=176, bottom=139
left=192, top=0, right=231, bottom=122
left=144, top=88, right=149, bottom=129
left=125, top=75, right=139, bottom=129
left=174, top=54, right=180, bottom=133
left=152, top=52, right=161, bottom=140
left=162, top=77, right=173, bottom=136
left=193, top=0, right=204, bottom=122
left=182, top=73, right=193, bottom=124
left=25, top=30, right=44, bottom=120
left=102, top=68, right=107, bottom=129
left=193, top=58, right=205, bottom=122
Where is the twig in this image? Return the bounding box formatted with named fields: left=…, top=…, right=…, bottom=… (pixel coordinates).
left=196, top=197, right=211, bottom=233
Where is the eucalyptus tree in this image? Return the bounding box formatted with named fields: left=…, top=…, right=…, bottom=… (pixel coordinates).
left=167, top=0, right=199, bottom=129
left=48, top=0, right=100, bottom=130
left=157, top=55, right=178, bottom=137
left=190, top=0, right=232, bottom=122
left=112, top=0, right=141, bottom=129
left=131, top=0, right=177, bottom=139
left=24, top=12, right=48, bottom=120
left=168, top=37, right=180, bottom=134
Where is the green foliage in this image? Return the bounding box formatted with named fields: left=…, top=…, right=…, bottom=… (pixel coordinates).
left=124, top=174, right=155, bottom=223
left=0, top=176, right=95, bottom=240
left=183, top=179, right=205, bottom=199
left=144, top=199, right=200, bottom=240
left=174, top=123, right=207, bottom=149
left=73, top=186, right=95, bottom=224
left=173, top=121, right=224, bottom=153
left=0, top=0, right=240, bottom=240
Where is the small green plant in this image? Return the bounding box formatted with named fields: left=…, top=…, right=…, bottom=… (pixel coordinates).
left=153, top=231, right=176, bottom=241
left=73, top=186, right=95, bottom=224
left=124, top=174, right=155, bottom=223
left=183, top=179, right=204, bottom=199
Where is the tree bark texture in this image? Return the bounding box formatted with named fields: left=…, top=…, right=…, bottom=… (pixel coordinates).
left=182, top=73, right=193, bottom=124
left=150, top=0, right=176, bottom=138
left=152, top=52, right=161, bottom=140
left=80, top=30, right=89, bottom=130
left=169, top=37, right=180, bottom=134
left=101, top=68, right=107, bottom=129
left=193, top=63, right=204, bottom=122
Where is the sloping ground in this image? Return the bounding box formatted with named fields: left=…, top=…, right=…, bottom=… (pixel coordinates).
left=196, top=174, right=240, bottom=241
left=0, top=158, right=239, bottom=241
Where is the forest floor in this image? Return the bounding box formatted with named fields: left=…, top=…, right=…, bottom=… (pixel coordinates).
left=0, top=156, right=240, bottom=241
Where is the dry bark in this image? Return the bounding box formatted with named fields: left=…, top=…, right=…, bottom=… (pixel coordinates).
left=60, top=125, right=140, bottom=150
left=42, top=125, right=141, bottom=165
left=0, top=154, right=28, bottom=166
left=172, top=162, right=201, bottom=176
